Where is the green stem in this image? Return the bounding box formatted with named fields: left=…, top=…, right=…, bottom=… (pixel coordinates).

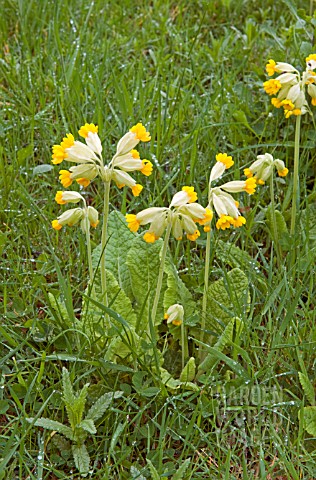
left=85, top=216, right=94, bottom=287
left=200, top=229, right=211, bottom=359
left=150, top=222, right=172, bottom=336
left=269, top=174, right=281, bottom=266
left=101, top=180, right=110, bottom=306
left=290, top=114, right=301, bottom=237
left=181, top=322, right=188, bottom=371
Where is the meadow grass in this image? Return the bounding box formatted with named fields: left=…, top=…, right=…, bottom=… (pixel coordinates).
left=1, top=0, right=316, bottom=478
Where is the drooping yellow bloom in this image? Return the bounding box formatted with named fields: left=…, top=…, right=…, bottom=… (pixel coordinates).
left=244, top=153, right=289, bottom=184
left=187, top=229, right=200, bottom=241
left=76, top=177, right=90, bottom=187
left=52, top=134, right=75, bottom=164
left=216, top=215, right=234, bottom=230
left=263, top=79, right=282, bottom=95
left=140, top=160, right=153, bottom=176
left=52, top=219, right=62, bottom=230
left=55, top=191, right=66, bottom=205
left=266, top=59, right=277, bottom=76
left=278, top=167, right=289, bottom=177
left=244, top=178, right=257, bottom=194
left=78, top=123, right=98, bottom=138
left=59, top=170, right=73, bottom=188
left=215, top=153, right=234, bottom=169
left=143, top=232, right=157, bottom=243
left=244, top=168, right=253, bottom=178
left=164, top=304, right=184, bottom=326
left=125, top=214, right=140, bottom=232
left=182, top=186, right=198, bottom=203
left=131, top=184, right=143, bottom=196
left=130, top=123, right=151, bottom=142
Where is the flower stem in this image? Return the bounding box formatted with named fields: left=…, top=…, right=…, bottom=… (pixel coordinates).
left=85, top=216, right=94, bottom=288
left=290, top=114, right=301, bottom=237
left=200, top=229, right=211, bottom=359
left=100, top=180, right=110, bottom=306
left=181, top=321, right=188, bottom=371
left=269, top=175, right=281, bottom=266
left=150, top=222, right=172, bottom=336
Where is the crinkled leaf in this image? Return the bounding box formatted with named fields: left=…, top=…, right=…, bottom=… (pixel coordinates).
left=78, top=419, right=96, bottom=435
left=27, top=417, right=73, bottom=440
left=86, top=391, right=124, bottom=421
left=172, top=458, right=191, bottom=480
left=130, top=465, right=146, bottom=480
left=215, top=240, right=260, bottom=272
left=146, top=459, right=160, bottom=480
left=72, top=444, right=90, bottom=476
left=206, top=268, right=249, bottom=335
left=302, top=406, right=316, bottom=436
left=82, top=268, right=137, bottom=338
left=126, top=237, right=164, bottom=331
left=298, top=372, right=315, bottom=406
left=92, top=211, right=135, bottom=297
left=104, top=327, right=140, bottom=363
left=48, top=293, right=71, bottom=325
left=179, top=357, right=196, bottom=382
left=266, top=207, right=290, bottom=251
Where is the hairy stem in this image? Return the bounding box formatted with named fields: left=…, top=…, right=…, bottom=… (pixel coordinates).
left=290, top=114, right=301, bottom=237
left=200, top=229, right=211, bottom=359
left=100, top=180, right=110, bottom=306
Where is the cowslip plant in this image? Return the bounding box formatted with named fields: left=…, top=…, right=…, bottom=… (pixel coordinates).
left=200, top=153, right=257, bottom=353
left=126, top=186, right=211, bottom=336
left=52, top=122, right=152, bottom=305
left=263, top=54, right=316, bottom=237
left=27, top=367, right=123, bottom=477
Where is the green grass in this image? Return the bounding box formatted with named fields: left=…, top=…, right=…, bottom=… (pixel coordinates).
left=1, top=0, right=316, bottom=478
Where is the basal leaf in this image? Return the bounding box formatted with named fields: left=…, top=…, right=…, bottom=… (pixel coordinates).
left=72, top=444, right=90, bottom=476
left=179, top=357, right=196, bottom=382
left=302, top=406, right=316, bottom=436
left=298, top=372, right=315, bottom=406
left=215, top=240, right=260, bottom=272
left=92, top=210, right=135, bottom=297
left=172, top=458, right=191, bottom=480
left=265, top=207, right=290, bottom=251
left=205, top=268, right=249, bottom=336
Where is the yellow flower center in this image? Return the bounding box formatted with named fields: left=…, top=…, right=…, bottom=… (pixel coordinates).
left=277, top=168, right=289, bottom=177
left=131, top=184, right=143, bottom=197
left=266, top=59, right=277, bottom=76
left=131, top=149, right=140, bottom=159
left=130, top=123, right=151, bottom=142
left=281, top=99, right=295, bottom=111
left=78, top=123, right=98, bottom=138
left=187, top=230, right=200, bottom=241
left=216, top=215, right=234, bottom=230
left=55, top=191, right=66, bottom=205
left=244, top=168, right=253, bottom=178
left=271, top=98, right=282, bottom=108
left=306, top=54, right=316, bottom=63
left=52, top=220, right=62, bottom=230
left=244, top=178, right=257, bottom=194
left=143, top=232, right=157, bottom=243
left=215, top=153, right=234, bottom=169
left=59, top=170, right=73, bottom=188
left=51, top=134, right=74, bottom=164
left=76, top=178, right=90, bottom=188
left=140, top=160, right=153, bottom=176
left=182, top=186, right=197, bottom=203
left=90, top=220, right=99, bottom=228
left=263, top=79, right=282, bottom=96
left=125, top=214, right=140, bottom=232
left=232, top=216, right=246, bottom=228
left=312, top=98, right=316, bottom=106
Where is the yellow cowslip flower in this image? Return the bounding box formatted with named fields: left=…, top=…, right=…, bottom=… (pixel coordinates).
left=206, top=154, right=252, bottom=231
left=264, top=54, right=316, bottom=117
left=164, top=304, right=184, bottom=326
left=126, top=186, right=208, bottom=243
left=52, top=191, right=99, bottom=233
left=52, top=134, right=75, bottom=164
left=263, top=79, right=282, bottom=95
left=51, top=123, right=152, bottom=196
left=244, top=153, right=289, bottom=184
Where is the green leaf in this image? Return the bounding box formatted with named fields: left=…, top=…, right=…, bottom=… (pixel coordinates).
left=206, top=268, right=249, bottom=336
left=126, top=238, right=164, bottom=331
left=265, top=207, right=290, bottom=251
left=17, top=144, right=33, bottom=165
left=302, top=406, right=316, bottom=436
left=92, top=211, right=135, bottom=297
left=72, top=444, right=90, bottom=476
left=215, top=240, right=259, bottom=271
left=104, top=328, right=140, bottom=363
left=78, top=419, right=96, bottom=435
left=73, top=383, right=89, bottom=427
left=179, top=357, right=196, bottom=382
left=86, top=391, right=124, bottom=422
left=83, top=268, right=137, bottom=338
left=32, top=164, right=53, bottom=175
left=298, top=372, right=315, bottom=406
left=48, top=293, right=71, bottom=325
left=198, top=317, right=243, bottom=375
left=62, top=368, right=75, bottom=406
left=146, top=459, right=160, bottom=480
left=172, top=458, right=191, bottom=480
left=27, top=417, right=73, bottom=440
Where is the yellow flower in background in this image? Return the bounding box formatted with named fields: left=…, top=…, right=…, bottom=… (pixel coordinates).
left=264, top=54, right=316, bottom=118
left=126, top=186, right=209, bottom=243
left=244, top=153, right=289, bottom=185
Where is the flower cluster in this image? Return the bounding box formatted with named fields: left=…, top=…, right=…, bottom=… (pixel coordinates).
left=244, top=153, right=288, bottom=185
left=52, top=122, right=152, bottom=196
left=263, top=54, right=316, bottom=118
left=206, top=153, right=257, bottom=231
left=126, top=186, right=212, bottom=243
left=52, top=191, right=99, bottom=233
